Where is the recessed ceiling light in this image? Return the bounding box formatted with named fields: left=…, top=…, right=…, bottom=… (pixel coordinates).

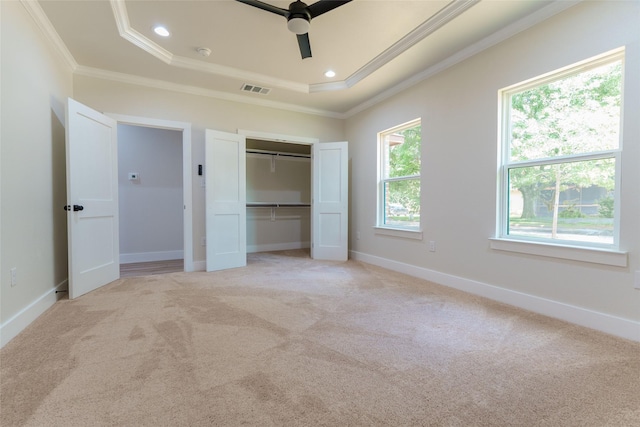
left=153, top=26, right=170, bottom=37
left=324, top=70, right=336, bottom=78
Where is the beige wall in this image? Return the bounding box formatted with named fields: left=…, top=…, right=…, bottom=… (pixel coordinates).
left=73, top=76, right=345, bottom=265
left=2, top=0, right=638, bottom=345
left=1, top=2, right=73, bottom=328
left=346, top=1, right=640, bottom=325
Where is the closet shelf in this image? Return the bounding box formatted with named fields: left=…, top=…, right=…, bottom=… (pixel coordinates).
left=246, top=202, right=310, bottom=208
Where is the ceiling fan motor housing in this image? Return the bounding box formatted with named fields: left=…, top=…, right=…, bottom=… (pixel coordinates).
left=235, top=0, right=352, bottom=58
left=287, top=1, right=311, bottom=34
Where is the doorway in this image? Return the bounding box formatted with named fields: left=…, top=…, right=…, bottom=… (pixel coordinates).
left=118, top=124, right=183, bottom=276
left=204, top=128, right=348, bottom=272
left=245, top=138, right=312, bottom=254
left=108, top=113, right=194, bottom=273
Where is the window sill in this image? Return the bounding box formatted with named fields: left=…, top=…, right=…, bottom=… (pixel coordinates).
left=374, top=226, right=423, bottom=241
left=489, top=238, right=627, bottom=267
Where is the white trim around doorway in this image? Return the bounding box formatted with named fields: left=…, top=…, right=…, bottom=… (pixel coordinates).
left=107, top=113, right=194, bottom=272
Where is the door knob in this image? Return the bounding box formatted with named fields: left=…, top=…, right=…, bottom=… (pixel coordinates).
left=64, top=205, right=84, bottom=211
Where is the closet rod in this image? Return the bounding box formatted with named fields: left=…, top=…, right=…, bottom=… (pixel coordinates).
left=246, top=202, right=311, bottom=208
left=246, top=148, right=311, bottom=159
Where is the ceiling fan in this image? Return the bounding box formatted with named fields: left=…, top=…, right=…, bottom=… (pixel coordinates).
left=236, top=0, right=353, bottom=59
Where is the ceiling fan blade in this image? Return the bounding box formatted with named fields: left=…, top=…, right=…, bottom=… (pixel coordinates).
left=307, top=0, right=352, bottom=19
left=235, top=0, right=289, bottom=17
left=296, top=33, right=312, bottom=59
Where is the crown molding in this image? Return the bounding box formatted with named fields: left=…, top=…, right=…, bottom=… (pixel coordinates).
left=21, top=0, right=582, bottom=121
left=110, top=0, right=308, bottom=94
left=74, top=66, right=344, bottom=119
left=20, top=0, right=78, bottom=71
left=343, top=0, right=583, bottom=118
left=310, top=0, right=479, bottom=93
left=111, top=0, right=173, bottom=64
left=169, top=56, right=309, bottom=94
left=110, top=0, right=478, bottom=95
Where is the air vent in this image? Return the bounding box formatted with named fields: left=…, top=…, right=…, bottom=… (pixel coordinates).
left=241, top=84, right=271, bottom=95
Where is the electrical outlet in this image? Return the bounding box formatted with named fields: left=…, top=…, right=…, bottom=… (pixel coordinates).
left=634, top=270, right=640, bottom=290
left=428, top=241, right=436, bottom=252
left=10, top=267, right=17, bottom=287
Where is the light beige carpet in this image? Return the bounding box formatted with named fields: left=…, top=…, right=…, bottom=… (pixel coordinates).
left=1, top=250, right=639, bottom=426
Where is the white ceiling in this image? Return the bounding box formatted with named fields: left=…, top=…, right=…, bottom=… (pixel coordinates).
left=33, top=0, right=575, bottom=118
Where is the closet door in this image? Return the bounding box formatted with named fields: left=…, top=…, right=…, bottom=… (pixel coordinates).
left=312, top=141, right=348, bottom=261
left=205, top=130, right=246, bottom=271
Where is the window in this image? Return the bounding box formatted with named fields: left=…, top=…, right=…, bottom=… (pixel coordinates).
left=378, top=119, right=421, bottom=230
left=498, top=51, right=623, bottom=249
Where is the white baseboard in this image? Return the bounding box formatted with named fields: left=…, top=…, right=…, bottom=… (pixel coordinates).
left=350, top=250, right=640, bottom=342
left=0, top=280, right=68, bottom=348
left=247, top=241, right=310, bottom=253
left=120, top=250, right=184, bottom=264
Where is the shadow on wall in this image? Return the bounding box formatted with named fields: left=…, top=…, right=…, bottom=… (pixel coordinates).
left=50, top=99, right=68, bottom=285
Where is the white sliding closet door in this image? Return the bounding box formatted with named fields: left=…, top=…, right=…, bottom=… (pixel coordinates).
left=205, top=130, right=246, bottom=271
left=312, top=141, right=348, bottom=261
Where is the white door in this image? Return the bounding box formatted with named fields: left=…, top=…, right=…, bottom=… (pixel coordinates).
left=312, top=141, right=348, bottom=261
left=65, top=98, right=119, bottom=299
left=205, top=130, right=247, bottom=271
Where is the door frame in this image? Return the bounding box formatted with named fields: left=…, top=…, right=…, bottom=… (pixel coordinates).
left=108, top=113, right=194, bottom=272
left=238, top=129, right=319, bottom=146
left=238, top=129, right=319, bottom=256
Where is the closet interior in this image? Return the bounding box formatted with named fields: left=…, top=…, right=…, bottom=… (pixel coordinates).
left=245, top=139, right=311, bottom=253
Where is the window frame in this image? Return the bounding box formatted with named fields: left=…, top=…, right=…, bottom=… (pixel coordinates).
left=376, top=118, right=422, bottom=236
left=494, top=49, right=627, bottom=265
